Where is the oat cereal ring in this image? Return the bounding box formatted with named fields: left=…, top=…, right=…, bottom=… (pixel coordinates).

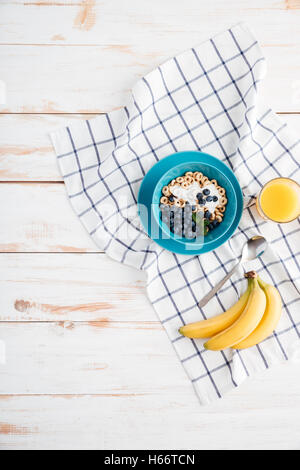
left=219, top=206, right=225, bottom=213
left=215, top=210, right=223, bottom=218
left=220, top=197, right=227, bottom=205
left=185, top=176, right=194, bottom=184
left=218, top=187, right=226, bottom=196
left=202, top=179, right=211, bottom=186
left=210, top=179, right=218, bottom=186
left=162, top=186, right=171, bottom=196
left=170, top=179, right=176, bottom=186
left=201, top=176, right=209, bottom=184
left=181, top=181, right=190, bottom=189
left=210, top=213, right=216, bottom=221
left=215, top=215, right=223, bottom=223
left=195, top=173, right=203, bottom=182
left=160, top=196, right=169, bottom=205
left=185, top=172, right=194, bottom=177
left=176, top=177, right=184, bottom=184
left=174, top=199, right=184, bottom=208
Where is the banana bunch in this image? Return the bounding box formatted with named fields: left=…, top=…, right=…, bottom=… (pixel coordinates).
left=179, top=271, right=282, bottom=351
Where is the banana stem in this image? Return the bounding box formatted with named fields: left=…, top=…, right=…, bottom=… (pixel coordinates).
left=244, top=270, right=258, bottom=279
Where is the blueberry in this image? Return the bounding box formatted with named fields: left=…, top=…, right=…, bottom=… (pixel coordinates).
left=196, top=192, right=202, bottom=199
left=203, top=188, right=210, bottom=196
left=205, top=210, right=212, bottom=219
left=212, top=196, right=218, bottom=202
left=191, top=205, right=197, bottom=211
left=169, top=195, right=174, bottom=202
left=198, top=199, right=205, bottom=206
left=192, top=221, right=196, bottom=231
left=206, top=196, right=213, bottom=202
left=208, top=223, right=214, bottom=231
left=212, top=220, right=219, bottom=227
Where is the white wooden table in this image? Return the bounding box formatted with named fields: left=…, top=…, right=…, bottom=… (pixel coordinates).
left=0, top=0, right=300, bottom=450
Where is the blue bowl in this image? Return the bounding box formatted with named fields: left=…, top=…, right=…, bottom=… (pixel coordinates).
left=138, top=151, right=243, bottom=255
left=152, top=161, right=237, bottom=249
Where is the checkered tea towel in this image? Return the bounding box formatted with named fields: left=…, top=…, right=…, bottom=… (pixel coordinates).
left=51, top=23, right=300, bottom=405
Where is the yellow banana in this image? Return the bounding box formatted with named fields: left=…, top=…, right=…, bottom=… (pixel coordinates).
left=233, top=277, right=282, bottom=350
left=204, top=273, right=266, bottom=351
left=179, top=282, right=251, bottom=339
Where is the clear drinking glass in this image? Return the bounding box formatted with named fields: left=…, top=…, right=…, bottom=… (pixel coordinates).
left=256, top=177, right=300, bottom=223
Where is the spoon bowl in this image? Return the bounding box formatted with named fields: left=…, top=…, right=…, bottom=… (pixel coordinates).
left=241, top=236, right=268, bottom=262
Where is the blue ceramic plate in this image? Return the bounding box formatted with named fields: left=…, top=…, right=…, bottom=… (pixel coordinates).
left=138, top=151, right=243, bottom=255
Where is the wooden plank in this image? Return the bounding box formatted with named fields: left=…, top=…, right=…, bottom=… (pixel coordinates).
left=0, top=44, right=150, bottom=114
left=1, top=0, right=300, bottom=48
left=1, top=321, right=300, bottom=401
left=0, top=113, right=299, bottom=182
left=0, top=183, right=97, bottom=252
left=0, top=114, right=95, bottom=181
left=0, top=321, right=185, bottom=395
left=0, top=253, right=150, bottom=322
left=1, top=363, right=300, bottom=449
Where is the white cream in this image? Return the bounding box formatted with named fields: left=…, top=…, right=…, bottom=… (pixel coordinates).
left=170, top=182, right=220, bottom=212
left=170, top=182, right=200, bottom=205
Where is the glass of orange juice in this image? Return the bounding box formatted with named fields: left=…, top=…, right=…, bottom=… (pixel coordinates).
left=256, top=178, right=300, bottom=223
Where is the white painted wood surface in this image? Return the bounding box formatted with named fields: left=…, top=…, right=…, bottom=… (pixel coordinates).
left=1, top=364, right=300, bottom=450
left=0, top=0, right=300, bottom=450
left=0, top=114, right=95, bottom=181
left=0, top=253, right=149, bottom=321
left=0, top=183, right=97, bottom=252
left=1, top=0, right=300, bottom=112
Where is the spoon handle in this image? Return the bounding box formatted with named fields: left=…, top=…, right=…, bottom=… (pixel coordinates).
left=198, top=262, right=240, bottom=309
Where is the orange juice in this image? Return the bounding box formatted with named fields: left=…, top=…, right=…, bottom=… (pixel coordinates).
left=257, top=178, right=300, bottom=223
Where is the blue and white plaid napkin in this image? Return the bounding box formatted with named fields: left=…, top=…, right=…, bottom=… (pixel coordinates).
left=51, top=24, right=300, bottom=405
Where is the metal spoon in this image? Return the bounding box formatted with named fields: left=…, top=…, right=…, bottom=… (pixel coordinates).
left=198, top=235, right=268, bottom=308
